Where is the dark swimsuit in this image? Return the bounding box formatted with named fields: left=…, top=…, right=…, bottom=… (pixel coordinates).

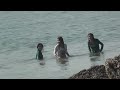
left=37, top=50, right=43, bottom=60
left=88, top=39, right=103, bottom=53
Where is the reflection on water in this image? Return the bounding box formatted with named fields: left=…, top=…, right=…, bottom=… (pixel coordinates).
left=89, top=52, right=105, bottom=66
left=56, top=58, right=69, bottom=70
left=39, top=59, right=45, bottom=66
left=89, top=52, right=100, bottom=57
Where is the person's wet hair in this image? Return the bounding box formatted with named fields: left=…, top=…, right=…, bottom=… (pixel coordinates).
left=37, top=43, right=43, bottom=49
left=57, top=36, right=64, bottom=48
left=57, top=36, right=64, bottom=42
left=88, top=33, right=94, bottom=39
left=36, top=43, right=44, bottom=60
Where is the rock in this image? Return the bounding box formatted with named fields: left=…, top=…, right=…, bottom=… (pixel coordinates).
left=69, top=54, right=120, bottom=79
left=105, top=55, right=120, bottom=79
left=69, top=65, right=109, bottom=79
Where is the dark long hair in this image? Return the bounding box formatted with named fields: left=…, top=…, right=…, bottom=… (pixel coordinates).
left=88, top=33, right=95, bottom=42
left=88, top=33, right=94, bottom=38
left=57, top=36, right=65, bottom=48
left=37, top=43, right=43, bottom=49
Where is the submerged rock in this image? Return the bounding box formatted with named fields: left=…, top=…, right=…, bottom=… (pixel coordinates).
left=69, top=54, right=120, bottom=79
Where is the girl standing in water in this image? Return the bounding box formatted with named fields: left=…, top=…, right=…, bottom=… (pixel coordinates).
left=36, top=43, right=44, bottom=60
left=54, top=36, right=70, bottom=59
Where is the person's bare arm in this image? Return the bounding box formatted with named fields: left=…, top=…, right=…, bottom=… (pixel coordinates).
left=53, top=45, right=58, bottom=56
left=99, top=40, right=104, bottom=52
left=65, top=44, right=70, bottom=57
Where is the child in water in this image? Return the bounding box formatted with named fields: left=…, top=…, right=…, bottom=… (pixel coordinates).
left=36, top=43, right=44, bottom=60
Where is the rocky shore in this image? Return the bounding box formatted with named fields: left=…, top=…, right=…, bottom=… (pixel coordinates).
left=69, top=55, right=120, bottom=79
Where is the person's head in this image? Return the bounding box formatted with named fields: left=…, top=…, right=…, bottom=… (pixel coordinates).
left=57, top=36, right=64, bottom=48
left=88, top=33, right=94, bottom=41
left=37, top=43, right=43, bottom=51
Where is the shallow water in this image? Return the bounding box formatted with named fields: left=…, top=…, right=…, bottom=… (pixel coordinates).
left=0, top=11, right=120, bottom=79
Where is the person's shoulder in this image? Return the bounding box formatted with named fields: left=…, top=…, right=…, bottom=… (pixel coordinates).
left=95, top=38, right=102, bottom=43
left=95, top=38, right=100, bottom=41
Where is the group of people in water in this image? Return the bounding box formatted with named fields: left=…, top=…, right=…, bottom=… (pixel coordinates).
left=36, top=33, right=104, bottom=60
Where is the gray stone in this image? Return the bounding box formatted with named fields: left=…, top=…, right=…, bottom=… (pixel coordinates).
left=69, top=54, right=120, bottom=79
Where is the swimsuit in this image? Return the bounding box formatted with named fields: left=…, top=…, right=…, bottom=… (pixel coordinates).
left=88, top=39, right=101, bottom=53
left=37, top=50, right=43, bottom=60
left=54, top=44, right=68, bottom=58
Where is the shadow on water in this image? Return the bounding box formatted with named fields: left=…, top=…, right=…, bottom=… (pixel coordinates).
left=89, top=52, right=105, bottom=66
left=56, top=57, right=69, bottom=70
left=69, top=49, right=116, bottom=58
left=18, top=57, right=46, bottom=67
left=39, top=59, right=45, bottom=66
left=70, top=53, right=90, bottom=58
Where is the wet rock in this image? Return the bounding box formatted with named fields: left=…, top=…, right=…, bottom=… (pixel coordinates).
left=69, top=65, right=109, bottom=79
left=69, top=54, right=120, bottom=79
left=105, top=55, right=120, bottom=79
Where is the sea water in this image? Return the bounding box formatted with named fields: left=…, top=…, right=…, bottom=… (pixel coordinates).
left=0, top=11, right=120, bottom=79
